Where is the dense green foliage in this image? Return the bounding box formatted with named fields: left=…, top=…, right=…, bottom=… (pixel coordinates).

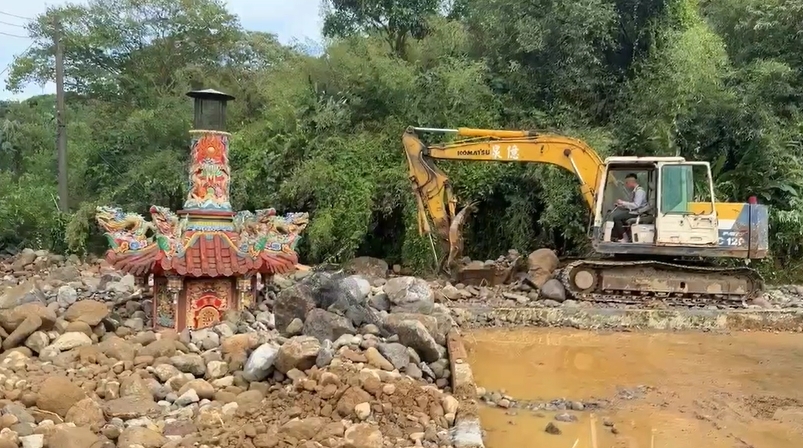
left=3, top=0, right=803, bottom=280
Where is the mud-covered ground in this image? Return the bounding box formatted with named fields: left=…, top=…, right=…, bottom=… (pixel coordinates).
left=465, top=327, right=803, bottom=448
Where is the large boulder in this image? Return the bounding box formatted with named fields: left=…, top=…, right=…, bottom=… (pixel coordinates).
left=36, top=376, right=86, bottom=417
left=0, top=281, right=46, bottom=310
left=540, top=278, right=566, bottom=302
left=383, top=276, right=435, bottom=314
left=63, top=299, right=110, bottom=326
left=346, top=256, right=389, bottom=279
left=274, top=283, right=317, bottom=332
left=311, top=272, right=360, bottom=310
left=242, top=343, right=280, bottom=382
left=0, top=302, right=57, bottom=333
left=340, top=275, right=372, bottom=302
left=383, top=313, right=449, bottom=346
left=302, top=309, right=356, bottom=343
left=394, top=320, right=444, bottom=363
left=275, top=336, right=321, bottom=373
left=527, top=248, right=559, bottom=288
left=322, top=274, right=384, bottom=330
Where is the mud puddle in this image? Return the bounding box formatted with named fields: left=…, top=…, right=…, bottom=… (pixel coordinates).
left=465, top=328, right=803, bottom=447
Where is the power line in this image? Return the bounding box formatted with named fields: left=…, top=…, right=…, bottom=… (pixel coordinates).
left=0, top=11, right=32, bottom=21
left=0, top=30, right=28, bottom=38
left=0, top=40, right=37, bottom=78
left=0, top=19, right=26, bottom=28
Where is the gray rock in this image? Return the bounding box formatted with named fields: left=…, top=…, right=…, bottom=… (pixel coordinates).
left=38, top=346, right=59, bottom=362
left=368, top=293, right=391, bottom=312
left=255, top=311, right=275, bottom=329
left=394, top=320, right=443, bottom=362
left=123, top=317, right=145, bottom=331
left=377, top=343, right=409, bottom=370
left=215, top=323, right=235, bottom=338
left=316, top=273, right=381, bottom=329
left=3, top=403, right=35, bottom=424
left=316, top=340, right=335, bottom=368
left=19, top=434, right=44, bottom=448
left=555, top=412, right=578, bottom=422
left=346, top=256, right=389, bottom=279
left=10, top=250, right=36, bottom=270
left=302, top=308, right=355, bottom=343
left=190, top=329, right=220, bottom=350
left=206, top=361, right=228, bottom=379
left=290, top=271, right=360, bottom=313
left=98, top=272, right=122, bottom=290
left=428, top=359, right=449, bottom=378
left=50, top=332, right=92, bottom=351
left=383, top=312, right=449, bottom=346
left=170, top=354, right=206, bottom=377
left=419, top=362, right=436, bottom=379
left=540, top=279, right=566, bottom=302
left=0, top=281, right=46, bottom=310
left=24, top=331, right=49, bottom=354
left=274, top=283, right=317, bottom=333
left=341, top=275, right=372, bottom=302
left=286, top=318, right=304, bottom=336
left=405, top=363, right=423, bottom=380
left=175, top=389, right=199, bottom=407
left=56, top=285, right=78, bottom=307
left=243, top=343, right=279, bottom=382
left=545, top=422, right=561, bottom=435
left=383, top=276, right=434, bottom=314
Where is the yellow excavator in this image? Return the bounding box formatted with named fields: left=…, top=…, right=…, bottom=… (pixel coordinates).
left=402, top=126, right=768, bottom=306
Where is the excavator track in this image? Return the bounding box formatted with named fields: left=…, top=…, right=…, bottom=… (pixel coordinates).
left=558, top=259, right=764, bottom=307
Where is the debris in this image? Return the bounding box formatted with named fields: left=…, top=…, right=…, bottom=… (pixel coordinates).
left=0, top=249, right=461, bottom=448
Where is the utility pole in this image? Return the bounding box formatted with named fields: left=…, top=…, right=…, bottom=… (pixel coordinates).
left=54, top=17, right=68, bottom=212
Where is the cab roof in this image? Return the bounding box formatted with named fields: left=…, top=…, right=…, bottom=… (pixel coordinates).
left=603, top=156, right=688, bottom=165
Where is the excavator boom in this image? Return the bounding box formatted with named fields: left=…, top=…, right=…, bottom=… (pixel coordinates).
left=403, top=126, right=603, bottom=258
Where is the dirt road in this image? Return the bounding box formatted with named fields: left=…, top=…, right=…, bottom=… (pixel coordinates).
left=465, top=328, right=803, bottom=448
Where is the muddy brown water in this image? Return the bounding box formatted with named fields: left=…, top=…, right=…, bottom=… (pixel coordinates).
left=466, top=328, right=803, bottom=448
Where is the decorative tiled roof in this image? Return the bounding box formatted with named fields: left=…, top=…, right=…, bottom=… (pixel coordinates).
left=157, top=231, right=258, bottom=277
left=105, top=230, right=299, bottom=278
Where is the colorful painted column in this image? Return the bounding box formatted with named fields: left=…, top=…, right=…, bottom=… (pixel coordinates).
left=183, top=131, right=232, bottom=212
left=180, top=89, right=237, bottom=232
left=182, top=88, right=235, bottom=213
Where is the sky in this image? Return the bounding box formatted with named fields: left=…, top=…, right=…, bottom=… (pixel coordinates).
left=0, top=0, right=324, bottom=101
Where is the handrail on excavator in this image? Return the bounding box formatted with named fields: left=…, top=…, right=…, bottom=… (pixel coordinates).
left=409, top=126, right=536, bottom=139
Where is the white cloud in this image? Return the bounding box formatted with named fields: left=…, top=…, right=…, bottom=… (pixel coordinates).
left=0, top=0, right=324, bottom=100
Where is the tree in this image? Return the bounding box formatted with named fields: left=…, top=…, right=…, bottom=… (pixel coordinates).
left=2, top=0, right=803, bottom=279
left=322, top=0, right=443, bottom=56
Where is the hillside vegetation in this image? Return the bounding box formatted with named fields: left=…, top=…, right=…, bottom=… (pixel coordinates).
left=2, top=0, right=803, bottom=280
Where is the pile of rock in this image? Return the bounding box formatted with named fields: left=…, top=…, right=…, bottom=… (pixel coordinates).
left=1, top=249, right=143, bottom=323
left=270, top=269, right=454, bottom=388
left=437, top=248, right=570, bottom=306
left=0, top=252, right=462, bottom=448
left=453, top=249, right=521, bottom=273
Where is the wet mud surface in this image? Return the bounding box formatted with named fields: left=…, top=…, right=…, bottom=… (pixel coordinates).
left=465, top=328, right=803, bottom=447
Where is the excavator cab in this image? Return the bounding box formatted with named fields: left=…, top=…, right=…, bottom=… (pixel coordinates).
left=595, top=158, right=719, bottom=249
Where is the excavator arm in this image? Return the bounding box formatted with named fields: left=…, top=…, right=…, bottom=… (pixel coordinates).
left=402, top=126, right=605, bottom=270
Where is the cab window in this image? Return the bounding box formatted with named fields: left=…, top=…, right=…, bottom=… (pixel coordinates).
left=660, top=164, right=713, bottom=214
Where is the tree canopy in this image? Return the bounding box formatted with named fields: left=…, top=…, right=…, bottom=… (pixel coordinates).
left=2, top=0, right=803, bottom=280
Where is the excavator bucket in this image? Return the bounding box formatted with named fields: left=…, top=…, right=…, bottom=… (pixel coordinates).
left=445, top=201, right=521, bottom=286
left=442, top=201, right=477, bottom=273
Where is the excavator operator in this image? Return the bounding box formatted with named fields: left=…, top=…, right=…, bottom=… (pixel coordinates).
left=611, top=173, right=647, bottom=242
